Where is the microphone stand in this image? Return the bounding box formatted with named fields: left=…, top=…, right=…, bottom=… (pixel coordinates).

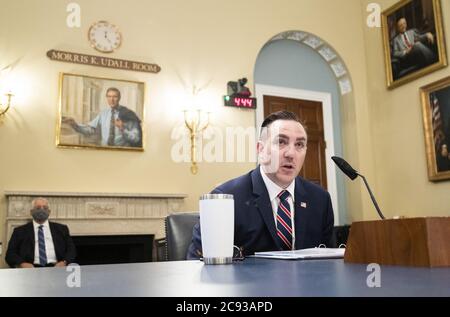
left=357, top=173, right=385, bottom=220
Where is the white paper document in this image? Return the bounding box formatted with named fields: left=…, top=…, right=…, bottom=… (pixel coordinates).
left=250, top=248, right=345, bottom=260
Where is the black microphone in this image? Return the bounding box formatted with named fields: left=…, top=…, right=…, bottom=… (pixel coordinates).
left=332, top=156, right=385, bottom=220
left=331, top=156, right=358, bottom=180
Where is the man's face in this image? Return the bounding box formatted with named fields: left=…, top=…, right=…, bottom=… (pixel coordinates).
left=106, top=90, right=120, bottom=107
left=30, top=199, right=51, bottom=219
left=257, top=120, right=307, bottom=188
left=397, top=18, right=407, bottom=33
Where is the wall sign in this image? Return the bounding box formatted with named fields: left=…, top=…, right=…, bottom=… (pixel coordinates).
left=47, top=49, right=161, bottom=74
left=224, top=77, right=257, bottom=109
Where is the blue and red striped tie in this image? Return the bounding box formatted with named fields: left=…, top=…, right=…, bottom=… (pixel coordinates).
left=38, top=225, right=47, bottom=266
left=276, top=190, right=293, bottom=250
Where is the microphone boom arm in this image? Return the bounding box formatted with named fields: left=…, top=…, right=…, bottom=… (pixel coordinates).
left=358, top=173, right=385, bottom=220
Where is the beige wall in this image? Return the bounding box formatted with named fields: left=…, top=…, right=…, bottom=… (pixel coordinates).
left=0, top=0, right=403, bottom=267
left=360, top=0, right=450, bottom=220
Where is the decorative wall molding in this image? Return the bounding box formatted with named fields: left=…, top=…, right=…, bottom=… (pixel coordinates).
left=4, top=191, right=187, bottom=244
left=268, top=30, right=353, bottom=95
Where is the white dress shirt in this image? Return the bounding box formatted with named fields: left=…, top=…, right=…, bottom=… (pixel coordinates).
left=259, top=166, right=296, bottom=250
left=74, top=106, right=141, bottom=147
left=33, top=220, right=57, bottom=265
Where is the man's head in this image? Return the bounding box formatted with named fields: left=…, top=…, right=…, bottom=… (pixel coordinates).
left=257, top=111, right=307, bottom=188
left=397, top=17, right=408, bottom=33
left=30, top=198, right=51, bottom=224
left=106, top=87, right=121, bottom=108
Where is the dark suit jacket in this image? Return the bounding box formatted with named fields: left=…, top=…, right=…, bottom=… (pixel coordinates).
left=187, top=167, right=334, bottom=259
left=5, top=221, right=76, bottom=268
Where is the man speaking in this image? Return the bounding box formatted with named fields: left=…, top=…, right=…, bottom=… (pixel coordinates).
left=187, top=111, right=334, bottom=258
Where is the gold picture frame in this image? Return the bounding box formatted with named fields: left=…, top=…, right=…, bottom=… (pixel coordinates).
left=382, top=0, right=447, bottom=89
left=420, top=76, right=450, bottom=181
left=56, top=73, right=145, bottom=151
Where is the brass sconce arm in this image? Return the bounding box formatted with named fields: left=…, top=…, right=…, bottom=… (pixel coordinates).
left=0, top=92, right=13, bottom=117
left=184, top=109, right=210, bottom=174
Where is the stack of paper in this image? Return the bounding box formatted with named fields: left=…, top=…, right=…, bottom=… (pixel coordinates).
left=250, top=248, right=345, bottom=260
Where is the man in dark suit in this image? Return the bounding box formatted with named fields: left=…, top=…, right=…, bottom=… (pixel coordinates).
left=187, top=111, right=334, bottom=259
left=6, top=197, right=76, bottom=268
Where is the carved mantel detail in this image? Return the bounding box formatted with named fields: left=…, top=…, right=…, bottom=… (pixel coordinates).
left=4, top=191, right=187, bottom=244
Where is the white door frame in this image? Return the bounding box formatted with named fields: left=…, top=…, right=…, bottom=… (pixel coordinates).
left=255, top=84, right=340, bottom=225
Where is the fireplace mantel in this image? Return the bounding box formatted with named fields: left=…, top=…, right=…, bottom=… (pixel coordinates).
left=5, top=191, right=187, bottom=199
left=4, top=191, right=187, bottom=245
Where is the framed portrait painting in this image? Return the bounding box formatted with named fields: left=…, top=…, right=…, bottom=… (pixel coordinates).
left=420, top=76, right=450, bottom=181
left=382, top=0, right=447, bottom=89
left=57, top=73, right=145, bottom=151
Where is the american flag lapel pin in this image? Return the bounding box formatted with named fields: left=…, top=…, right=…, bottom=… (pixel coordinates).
left=300, top=202, right=307, bottom=208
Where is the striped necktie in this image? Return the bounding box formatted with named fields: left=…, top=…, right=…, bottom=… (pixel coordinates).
left=403, top=33, right=412, bottom=49
left=38, top=225, right=47, bottom=266
left=107, top=109, right=116, bottom=145
left=276, top=190, right=293, bottom=250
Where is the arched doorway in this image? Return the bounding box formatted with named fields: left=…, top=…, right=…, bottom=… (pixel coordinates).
left=254, top=31, right=353, bottom=225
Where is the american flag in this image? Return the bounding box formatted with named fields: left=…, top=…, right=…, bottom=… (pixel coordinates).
left=430, top=93, right=446, bottom=152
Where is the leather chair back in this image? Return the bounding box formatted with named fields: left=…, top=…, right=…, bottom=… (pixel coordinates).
left=165, top=212, right=199, bottom=261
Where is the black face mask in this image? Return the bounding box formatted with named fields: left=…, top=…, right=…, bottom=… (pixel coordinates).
left=31, top=208, right=50, bottom=222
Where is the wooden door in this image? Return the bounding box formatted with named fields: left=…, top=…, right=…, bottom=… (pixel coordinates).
left=264, top=95, right=327, bottom=189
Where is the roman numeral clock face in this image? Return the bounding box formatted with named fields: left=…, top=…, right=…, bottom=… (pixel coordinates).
left=88, top=21, right=122, bottom=53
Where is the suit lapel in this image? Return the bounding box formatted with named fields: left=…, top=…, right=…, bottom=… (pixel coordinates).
left=251, top=167, right=283, bottom=250
left=294, top=177, right=310, bottom=249
left=49, top=222, right=60, bottom=259
left=25, top=222, right=35, bottom=258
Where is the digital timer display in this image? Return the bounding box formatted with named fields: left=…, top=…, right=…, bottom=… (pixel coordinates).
left=224, top=95, right=257, bottom=109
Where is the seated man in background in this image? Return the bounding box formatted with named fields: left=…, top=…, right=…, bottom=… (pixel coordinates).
left=187, top=111, right=334, bottom=259
left=6, top=198, right=76, bottom=268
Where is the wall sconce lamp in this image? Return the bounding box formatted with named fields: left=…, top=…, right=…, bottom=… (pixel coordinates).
left=0, top=92, right=13, bottom=118
left=184, top=109, right=210, bottom=174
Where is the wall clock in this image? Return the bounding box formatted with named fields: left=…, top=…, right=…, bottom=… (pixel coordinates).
left=88, top=21, right=122, bottom=53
